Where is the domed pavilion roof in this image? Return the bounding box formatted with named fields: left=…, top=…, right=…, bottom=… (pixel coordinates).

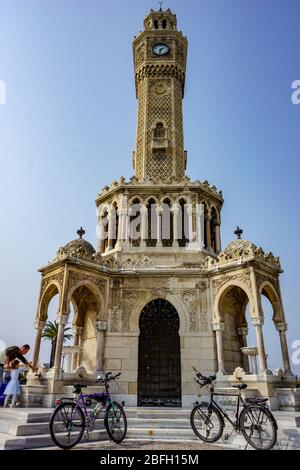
left=54, top=227, right=96, bottom=262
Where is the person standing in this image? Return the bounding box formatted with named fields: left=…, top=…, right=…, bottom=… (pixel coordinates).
left=3, top=360, right=25, bottom=408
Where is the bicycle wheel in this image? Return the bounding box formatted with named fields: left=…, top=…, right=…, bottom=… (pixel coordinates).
left=240, top=405, right=277, bottom=450
left=104, top=402, right=127, bottom=443
left=49, top=402, right=85, bottom=449
left=190, top=402, right=224, bottom=443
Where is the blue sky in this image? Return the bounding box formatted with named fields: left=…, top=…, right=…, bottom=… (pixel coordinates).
left=0, top=0, right=299, bottom=374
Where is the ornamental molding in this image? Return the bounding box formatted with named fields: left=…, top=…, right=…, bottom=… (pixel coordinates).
left=212, top=272, right=252, bottom=297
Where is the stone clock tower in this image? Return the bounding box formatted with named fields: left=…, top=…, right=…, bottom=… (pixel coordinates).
left=27, top=7, right=294, bottom=413
left=132, top=9, right=188, bottom=182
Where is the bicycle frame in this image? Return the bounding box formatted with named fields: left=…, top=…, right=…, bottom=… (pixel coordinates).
left=202, top=386, right=268, bottom=431
left=59, top=380, right=119, bottom=424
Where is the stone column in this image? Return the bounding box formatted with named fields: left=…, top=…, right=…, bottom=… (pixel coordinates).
left=237, top=326, right=249, bottom=373
left=107, top=211, right=114, bottom=251
left=171, top=204, right=179, bottom=248
left=196, top=203, right=205, bottom=250
left=276, top=321, right=292, bottom=375
left=252, top=317, right=268, bottom=372
left=156, top=206, right=163, bottom=248
left=53, top=314, right=69, bottom=373
left=71, top=326, right=83, bottom=371
left=187, top=205, right=194, bottom=245
left=95, top=321, right=108, bottom=372
left=140, top=205, right=148, bottom=249
left=213, top=322, right=226, bottom=374
left=205, top=215, right=212, bottom=249
left=32, top=320, right=46, bottom=369
left=215, top=223, right=221, bottom=253
left=98, top=219, right=106, bottom=254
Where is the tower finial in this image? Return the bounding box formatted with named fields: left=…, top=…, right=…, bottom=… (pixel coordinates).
left=77, top=226, right=85, bottom=239
left=234, top=226, right=243, bottom=240
left=159, top=1, right=163, bottom=11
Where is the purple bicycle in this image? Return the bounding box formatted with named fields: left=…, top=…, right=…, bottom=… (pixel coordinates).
left=49, top=372, right=127, bottom=449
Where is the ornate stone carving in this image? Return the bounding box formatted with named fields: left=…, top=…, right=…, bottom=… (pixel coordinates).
left=68, top=270, right=106, bottom=299
left=182, top=291, right=199, bottom=331
left=109, top=281, right=122, bottom=332
left=121, top=290, right=139, bottom=331
left=212, top=272, right=252, bottom=296
left=40, top=271, right=64, bottom=298
left=196, top=281, right=209, bottom=330
left=216, top=239, right=281, bottom=270
left=255, top=272, right=280, bottom=297
left=54, top=238, right=96, bottom=262
left=135, top=42, right=145, bottom=67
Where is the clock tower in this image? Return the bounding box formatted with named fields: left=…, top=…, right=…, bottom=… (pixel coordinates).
left=132, top=8, right=188, bottom=183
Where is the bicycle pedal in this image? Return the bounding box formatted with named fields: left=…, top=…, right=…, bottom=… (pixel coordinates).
left=224, top=434, right=230, bottom=441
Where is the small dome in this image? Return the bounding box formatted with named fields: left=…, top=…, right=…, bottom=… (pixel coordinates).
left=222, top=239, right=258, bottom=257
left=54, top=237, right=95, bottom=262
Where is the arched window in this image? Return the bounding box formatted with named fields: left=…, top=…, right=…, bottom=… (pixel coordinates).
left=100, top=209, right=108, bottom=253
left=129, top=198, right=141, bottom=247
left=162, top=19, right=167, bottom=29
left=203, top=203, right=209, bottom=249
left=146, top=198, right=157, bottom=247
left=178, top=199, right=189, bottom=247
left=154, top=122, right=165, bottom=139
left=210, top=207, right=218, bottom=252
left=154, top=19, right=159, bottom=29
left=162, top=198, right=173, bottom=247
left=111, top=203, right=119, bottom=250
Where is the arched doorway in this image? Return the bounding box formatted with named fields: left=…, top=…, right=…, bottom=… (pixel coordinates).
left=138, top=299, right=181, bottom=407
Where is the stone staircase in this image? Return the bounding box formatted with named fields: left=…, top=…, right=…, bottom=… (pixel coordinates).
left=0, top=407, right=299, bottom=450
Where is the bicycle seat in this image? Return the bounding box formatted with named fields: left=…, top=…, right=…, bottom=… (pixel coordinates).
left=232, top=383, right=247, bottom=390
left=246, top=397, right=268, bottom=404
left=73, top=384, right=87, bottom=393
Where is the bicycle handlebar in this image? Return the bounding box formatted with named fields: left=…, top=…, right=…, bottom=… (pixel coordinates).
left=193, top=369, right=216, bottom=388
left=96, top=371, right=121, bottom=384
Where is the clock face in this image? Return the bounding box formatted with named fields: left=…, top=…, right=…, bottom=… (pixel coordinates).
left=152, top=43, right=170, bottom=56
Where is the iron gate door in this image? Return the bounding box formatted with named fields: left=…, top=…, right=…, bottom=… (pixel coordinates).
left=138, top=299, right=181, bottom=407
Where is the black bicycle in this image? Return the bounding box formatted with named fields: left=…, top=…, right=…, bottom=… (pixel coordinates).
left=190, top=369, right=278, bottom=450
left=49, top=372, right=127, bottom=449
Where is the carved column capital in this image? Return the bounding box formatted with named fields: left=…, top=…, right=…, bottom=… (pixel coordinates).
left=72, top=326, right=84, bottom=336
left=56, top=314, right=69, bottom=326
left=95, top=321, right=108, bottom=334
left=213, top=322, right=225, bottom=332
left=237, top=326, right=248, bottom=336
left=251, top=316, right=264, bottom=327
left=275, top=321, right=288, bottom=332
left=34, top=320, right=46, bottom=331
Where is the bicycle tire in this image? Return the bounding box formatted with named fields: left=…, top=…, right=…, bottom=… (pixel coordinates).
left=104, top=402, right=127, bottom=443
left=239, top=405, right=277, bottom=450
left=49, top=402, right=85, bottom=450
left=190, top=402, right=224, bottom=443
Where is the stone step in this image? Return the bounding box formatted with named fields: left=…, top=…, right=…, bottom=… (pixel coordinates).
left=0, top=407, right=299, bottom=450
left=0, top=416, right=192, bottom=437
left=0, top=407, right=191, bottom=424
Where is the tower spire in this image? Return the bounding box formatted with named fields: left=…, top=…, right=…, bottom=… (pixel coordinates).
left=159, top=1, right=163, bottom=11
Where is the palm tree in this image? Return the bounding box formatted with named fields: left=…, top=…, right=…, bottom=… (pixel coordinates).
left=42, top=320, right=73, bottom=368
